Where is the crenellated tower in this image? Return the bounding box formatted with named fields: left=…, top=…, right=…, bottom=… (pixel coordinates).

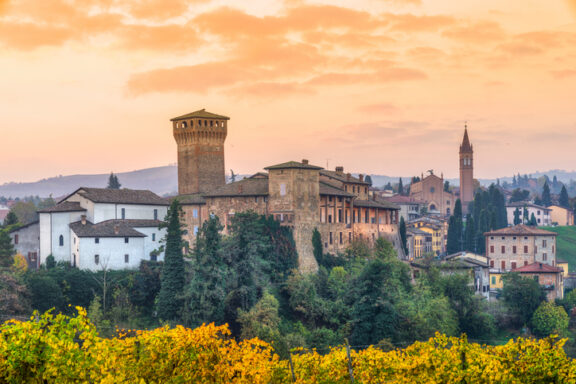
left=459, top=124, right=474, bottom=214
left=171, top=109, right=229, bottom=195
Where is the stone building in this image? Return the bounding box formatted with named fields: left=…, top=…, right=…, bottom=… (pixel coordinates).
left=9, top=221, right=40, bottom=269
left=409, top=172, right=457, bottom=216
left=172, top=110, right=403, bottom=271
left=512, top=262, right=564, bottom=301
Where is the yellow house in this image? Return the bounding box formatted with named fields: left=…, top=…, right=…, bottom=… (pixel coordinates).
left=489, top=271, right=505, bottom=290
left=418, top=224, right=443, bottom=256
left=407, top=227, right=432, bottom=260
left=557, top=259, right=569, bottom=278
left=548, top=205, right=574, bottom=226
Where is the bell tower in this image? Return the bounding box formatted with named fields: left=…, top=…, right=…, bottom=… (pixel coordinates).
left=171, top=109, right=229, bottom=195
left=459, top=124, right=474, bottom=213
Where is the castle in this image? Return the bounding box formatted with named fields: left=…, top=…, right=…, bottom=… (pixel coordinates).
left=172, top=109, right=404, bottom=271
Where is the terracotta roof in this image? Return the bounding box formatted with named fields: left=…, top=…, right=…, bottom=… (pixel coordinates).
left=384, top=195, right=420, bottom=204
left=170, top=109, right=230, bottom=121
left=460, top=126, right=473, bottom=153
left=68, top=188, right=168, bottom=206
left=407, top=227, right=429, bottom=236
left=320, top=170, right=369, bottom=185
left=70, top=219, right=150, bottom=238
left=353, top=198, right=399, bottom=210
left=265, top=161, right=323, bottom=171
left=512, top=262, right=562, bottom=273
left=249, top=172, right=269, bottom=179
left=319, top=182, right=355, bottom=197
left=175, top=193, right=206, bottom=205
left=507, top=202, right=551, bottom=210
left=205, top=178, right=269, bottom=197
left=484, top=224, right=557, bottom=236
left=38, top=201, right=86, bottom=213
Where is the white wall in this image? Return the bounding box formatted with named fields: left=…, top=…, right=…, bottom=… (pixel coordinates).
left=506, top=206, right=551, bottom=226
left=134, top=226, right=166, bottom=262
left=39, top=213, right=52, bottom=264
left=77, top=236, right=146, bottom=271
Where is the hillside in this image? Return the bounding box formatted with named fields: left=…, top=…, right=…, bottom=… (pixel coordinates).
left=542, top=226, right=576, bottom=272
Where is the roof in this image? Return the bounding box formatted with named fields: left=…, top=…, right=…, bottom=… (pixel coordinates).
left=512, top=262, right=563, bottom=273
left=460, top=126, right=473, bottom=153
left=319, top=181, right=355, bottom=197
left=265, top=161, right=323, bottom=171
left=407, top=227, right=429, bottom=236
left=353, top=198, right=399, bottom=210
left=507, top=201, right=551, bottom=211
left=320, top=169, right=369, bottom=185
left=65, top=188, right=168, bottom=206
left=170, top=109, right=230, bottom=121
left=484, top=224, right=557, bottom=237
left=69, top=219, right=159, bottom=238
left=175, top=193, right=206, bottom=205
left=8, top=220, right=39, bottom=233
left=384, top=195, right=420, bottom=204
left=205, top=178, right=269, bottom=197
left=38, top=201, right=86, bottom=213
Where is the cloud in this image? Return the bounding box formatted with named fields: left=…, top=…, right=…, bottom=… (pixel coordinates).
left=386, top=14, right=456, bottom=32
left=442, top=21, right=506, bottom=43
left=357, top=103, right=399, bottom=114
left=306, top=67, right=426, bottom=86
left=230, top=82, right=313, bottom=98
left=551, top=69, right=576, bottom=79
left=0, top=22, right=71, bottom=49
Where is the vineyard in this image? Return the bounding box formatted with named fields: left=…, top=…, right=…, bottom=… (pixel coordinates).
left=1, top=308, right=575, bottom=383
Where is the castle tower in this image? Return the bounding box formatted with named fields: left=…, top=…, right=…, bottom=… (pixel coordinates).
left=171, top=109, right=229, bottom=195
left=459, top=125, right=474, bottom=214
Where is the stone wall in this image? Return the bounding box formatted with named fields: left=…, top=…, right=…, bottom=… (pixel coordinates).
left=486, top=234, right=556, bottom=270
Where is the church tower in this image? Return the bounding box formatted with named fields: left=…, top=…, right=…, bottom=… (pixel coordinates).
left=171, top=109, right=229, bottom=195
left=459, top=125, right=474, bottom=213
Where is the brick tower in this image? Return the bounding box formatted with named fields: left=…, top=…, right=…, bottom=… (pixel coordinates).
left=171, top=109, right=229, bottom=195
left=459, top=125, right=474, bottom=214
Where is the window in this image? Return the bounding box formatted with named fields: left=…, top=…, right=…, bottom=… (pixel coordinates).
left=94, top=254, right=99, bottom=265
left=348, top=232, right=352, bottom=242
left=501, top=260, right=506, bottom=270
left=491, top=276, right=496, bottom=285
left=193, top=208, right=198, bottom=218
left=95, top=237, right=99, bottom=244
left=329, top=196, right=333, bottom=202
left=152, top=233, right=156, bottom=241
left=543, top=253, right=548, bottom=261
left=525, top=261, right=528, bottom=266
left=365, top=210, right=369, bottom=224
left=338, top=210, right=342, bottom=223
left=154, top=209, right=158, bottom=220
left=490, top=260, right=494, bottom=268
left=511, top=261, right=517, bottom=269
left=280, top=183, right=286, bottom=196
left=59, top=235, right=64, bottom=247
left=542, top=239, right=547, bottom=247
left=552, top=245, right=555, bottom=254
left=501, top=245, right=505, bottom=254
left=121, top=208, right=125, bottom=219
left=328, top=214, right=332, bottom=223
left=329, top=232, right=333, bottom=244
left=150, top=253, right=157, bottom=262
left=124, top=237, right=129, bottom=243
left=524, top=245, right=528, bottom=253
left=124, top=254, right=129, bottom=263
left=513, top=246, right=517, bottom=254
left=14, top=235, right=18, bottom=244
left=339, top=232, right=343, bottom=244
left=255, top=196, right=259, bottom=203
left=193, top=226, right=199, bottom=235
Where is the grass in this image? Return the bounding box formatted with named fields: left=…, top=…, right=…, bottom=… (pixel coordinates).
left=542, top=226, right=576, bottom=272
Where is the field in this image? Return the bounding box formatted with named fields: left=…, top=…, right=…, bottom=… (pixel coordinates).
left=542, top=226, right=576, bottom=271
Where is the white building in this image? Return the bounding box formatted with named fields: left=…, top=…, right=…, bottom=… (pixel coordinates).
left=38, top=188, right=168, bottom=271
left=506, top=202, right=551, bottom=226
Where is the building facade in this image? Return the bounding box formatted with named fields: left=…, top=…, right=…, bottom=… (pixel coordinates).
left=506, top=202, right=551, bottom=226
left=9, top=221, right=40, bottom=269
left=548, top=205, right=574, bottom=226
left=409, top=173, right=457, bottom=216
left=383, top=195, right=421, bottom=222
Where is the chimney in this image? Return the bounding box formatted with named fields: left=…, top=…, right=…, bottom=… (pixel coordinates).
left=335, top=166, right=344, bottom=174
left=114, top=224, right=120, bottom=235
left=302, top=159, right=309, bottom=165
left=359, top=174, right=364, bottom=182
left=81, top=215, right=86, bottom=225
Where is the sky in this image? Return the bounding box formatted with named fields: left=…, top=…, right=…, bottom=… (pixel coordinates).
left=1, top=0, right=576, bottom=184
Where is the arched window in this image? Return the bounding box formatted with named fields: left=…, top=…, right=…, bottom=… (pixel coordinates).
left=181, top=121, right=187, bottom=128
left=94, top=254, right=99, bottom=265
left=59, top=235, right=64, bottom=246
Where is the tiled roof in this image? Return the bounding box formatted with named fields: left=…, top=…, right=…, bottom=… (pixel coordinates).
left=407, top=227, right=429, bottom=236
left=319, top=182, right=355, bottom=197
left=265, top=161, right=323, bottom=171
left=205, top=178, right=269, bottom=197
left=38, top=201, right=86, bottom=213
left=353, top=198, right=399, bottom=210
left=69, top=188, right=168, bottom=206
left=320, top=170, right=369, bottom=185
left=384, top=195, right=420, bottom=204
left=175, top=193, right=206, bottom=205
left=170, top=109, right=230, bottom=121
left=507, top=201, right=551, bottom=210
left=484, top=224, right=557, bottom=236
left=512, top=262, right=563, bottom=273
left=70, top=219, right=152, bottom=238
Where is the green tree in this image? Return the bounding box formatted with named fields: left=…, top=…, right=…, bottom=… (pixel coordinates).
left=45, top=254, right=56, bottom=269
left=399, top=217, right=408, bottom=255
left=531, top=301, right=569, bottom=337
left=529, top=213, right=538, bottom=226
left=398, top=177, right=404, bottom=195
left=523, top=205, right=529, bottom=224
left=513, top=207, right=522, bottom=225
left=107, top=172, right=121, bottom=189
left=37, top=196, right=56, bottom=211
left=447, top=200, right=463, bottom=254
left=444, top=180, right=450, bottom=192
left=237, top=291, right=281, bottom=343
left=26, top=273, right=65, bottom=313
left=0, top=230, right=15, bottom=268
left=559, top=185, right=570, bottom=208
left=509, top=189, right=530, bottom=203
left=312, top=228, right=323, bottom=267
left=157, top=199, right=185, bottom=322
left=9, top=201, right=37, bottom=225
left=502, top=273, right=546, bottom=326
left=365, top=175, right=373, bottom=186
left=542, top=182, right=552, bottom=207
left=464, top=215, right=476, bottom=252
left=3, top=211, right=18, bottom=227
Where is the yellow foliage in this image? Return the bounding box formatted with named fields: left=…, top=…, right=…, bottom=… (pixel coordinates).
left=1, top=309, right=576, bottom=383
left=11, top=253, right=27, bottom=275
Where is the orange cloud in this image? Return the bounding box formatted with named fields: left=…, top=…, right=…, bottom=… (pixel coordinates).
left=0, top=22, right=71, bottom=49
left=551, top=69, right=576, bottom=79
left=230, top=82, right=313, bottom=98
left=357, top=103, right=399, bottom=114
left=386, top=14, right=455, bottom=32
left=442, top=21, right=506, bottom=43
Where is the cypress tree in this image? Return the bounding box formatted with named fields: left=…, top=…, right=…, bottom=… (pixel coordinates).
left=399, top=217, right=408, bottom=255
left=0, top=230, right=15, bottom=268
left=398, top=178, right=404, bottom=195
left=312, top=228, right=323, bottom=266
left=542, top=182, right=551, bottom=207
left=529, top=213, right=538, bottom=226
left=560, top=186, right=570, bottom=208
left=513, top=207, right=522, bottom=225
left=157, top=199, right=185, bottom=322
left=523, top=206, right=529, bottom=224
left=447, top=199, right=464, bottom=254
left=464, top=215, right=476, bottom=252
left=107, top=172, right=121, bottom=189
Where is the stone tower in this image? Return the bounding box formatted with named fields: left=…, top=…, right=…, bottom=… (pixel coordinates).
left=171, top=109, right=229, bottom=195
left=459, top=125, right=474, bottom=214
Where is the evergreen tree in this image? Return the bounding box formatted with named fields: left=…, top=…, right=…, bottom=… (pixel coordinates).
left=312, top=228, right=323, bottom=267
left=541, top=182, right=551, bottom=207
left=523, top=206, right=529, bottom=224
left=2, top=211, right=18, bottom=227
left=553, top=175, right=559, bottom=191
left=0, top=230, right=15, bottom=268
left=447, top=199, right=463, bottom=254
left=512, top=175, right=517, bottom=187
left=157, top=199, right=185, bottom=322
left=529, top=213, right=538, bottom=226
left=444, top=180, right=450, bottom=192
left=559, top=185, right=570, bottom=208
left=365, top=175, right=373, bottom=186
left=107, top=172, right=121, bottom=189
left=464, top=215, right=476, bottom=252
left=513, top=207, right=522, bottom=225
left=398, top=178, right=404, bottom=195
left=399, top=217, right=408, bottom=255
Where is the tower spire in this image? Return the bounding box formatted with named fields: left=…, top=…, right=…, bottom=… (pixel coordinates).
left=460, top=123, right=472, bottom=153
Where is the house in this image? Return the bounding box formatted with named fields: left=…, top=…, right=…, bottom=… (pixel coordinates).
left=512, top=262, right=564, bottom=300
left=406, top=227, right=432, bottom=259
left=408, top=215, right=448, bottom=256
left=506, top=202, right=551, bottom=226
left=9, top=221, right=40, bottom=269
left=38, top=187, right=168, bottom=271
left=383, top=195, right=421, bottom=222
left=548, top=205, right=574, bottom=226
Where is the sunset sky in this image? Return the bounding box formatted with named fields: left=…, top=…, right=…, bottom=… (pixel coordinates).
left=1, top=0, right=576, bottom=184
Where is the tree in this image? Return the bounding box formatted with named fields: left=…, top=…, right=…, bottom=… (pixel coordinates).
left=513, top=207, right=522, bottom=225
left=523, top=206, right=529, bottom=224
left=501, top=273, right=546, bottom=326
left=444, top=180, right=450, bottom=192
left=9, top=201, right=37, bottom=225
left=509, top=189, right=530, bottom=204
left=157, top=199, right=185, bottom=322
left=0, top=230, right=15, bottom=268
left=312, top=228, right=323, bottom=266
left=107, top=172, right=121, bottom=189
left=559, top=186, right=570, bottom=208
left=399, top=217, right=408, bottom=255
left=3, top=211, right=18, bottom=227
left=529, top=213, right=538, bottom=226
left=531, top=301, right=569, bottom=337
left=542, top=182, right=551, bottom=207
left=365, top=175, right=373, bottom=186
left=45, top=254, right=56, bottom=269
left=464, top=215, right=476, bottom=252
left=398, top=178, right=404, bottom=195
left=446, top=199, right=463, bottom=254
